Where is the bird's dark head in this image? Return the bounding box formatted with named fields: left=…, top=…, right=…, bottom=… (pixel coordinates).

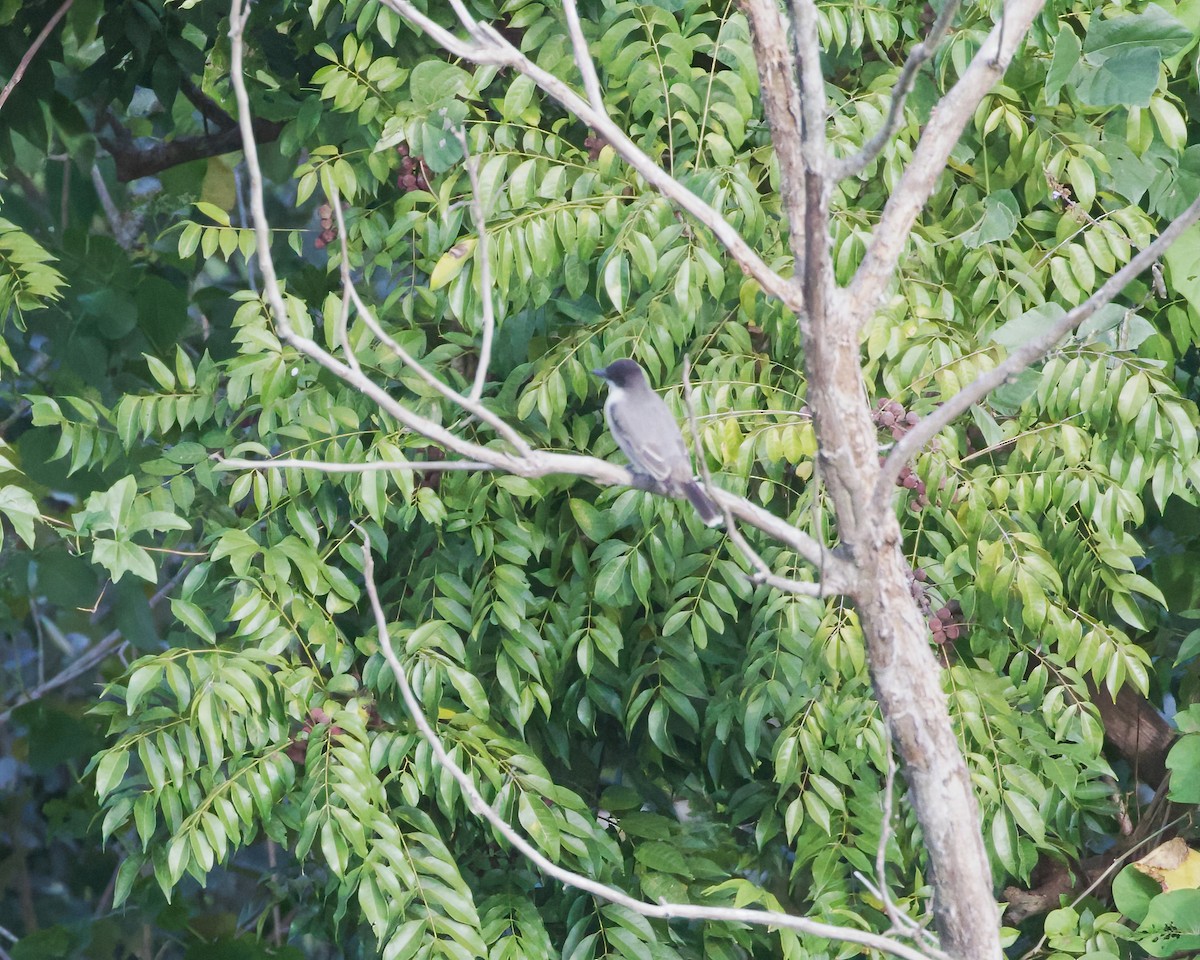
left=592, top=358, right=648, bottom=389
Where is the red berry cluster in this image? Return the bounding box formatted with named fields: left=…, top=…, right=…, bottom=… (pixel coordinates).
left=897, top=464, right=930, bottom=511
left=285, top=706, right=343, bottom=763
left=929, top=599, right=964, bottom=644
left=314, top=203, right=338, bottom=250
left=874, top=398, right=919, bottom=439
left=908, top=568, right=968, bottom=644
left=396, top=143, right=430, bottom=193
left=875, top=399, right=930, bottom=512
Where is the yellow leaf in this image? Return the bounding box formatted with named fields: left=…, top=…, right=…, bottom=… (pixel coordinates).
left=1132, top=838, right=1200, bottom=892
left=200, top=157, right=237, bottom=215
left=429, top=238, right=477, bottom=291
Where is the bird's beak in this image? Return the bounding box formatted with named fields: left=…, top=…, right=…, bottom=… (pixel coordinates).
left=591, top=368, right=606, bottom=379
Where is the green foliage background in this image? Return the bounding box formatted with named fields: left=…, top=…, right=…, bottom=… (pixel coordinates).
left=4, top=0, right=1200, bottom=957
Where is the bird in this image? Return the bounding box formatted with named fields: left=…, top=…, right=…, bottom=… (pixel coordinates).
left=592, top=359, right=722, bottom=527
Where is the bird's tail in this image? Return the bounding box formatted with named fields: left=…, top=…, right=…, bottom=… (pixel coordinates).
left=682, top=480, right=722, bottom=527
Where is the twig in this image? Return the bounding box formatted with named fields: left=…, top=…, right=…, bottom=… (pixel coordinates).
left=0, top=0, right=72, bottom=115
left=854, top=743, right=940, bottom=946
left=360, top=530, right=941, bottom=960
left=379, top=0, right=801, bottom=313
left=833, top=0, right=963, bottom=180
left=215, top=456, right=496, bottom=473
left=338, top=227, right=529, bottom=453
left=91, top=165, right=140, bottom=251
left=452, top=129, right=497, bottom=403
left=681, top=357, right=836, bottom=598
left=328, top=191, right=364, bottom=375
left=0, top=563, right=190, bottom=725
left=563, top=0, right=605, bottom=114
left=741, top=0, right=807, bottom=302
left=873, top=192, right=1200, bottom=509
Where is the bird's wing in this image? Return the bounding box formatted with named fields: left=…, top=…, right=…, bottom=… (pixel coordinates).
left=609, top=395, right=690, bottom=483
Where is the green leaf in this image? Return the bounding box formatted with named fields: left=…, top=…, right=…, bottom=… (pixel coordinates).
left=1134, top=889, right=1200, bottom=956
left=193, top=201, right=231, bottom=226
left=0, top=484, right=39, bottom=547
left=1045, top=26, right=1082, bottom=106
left=961, top=191, right=1019, bottom=248
left=1166, top=734, right=1200, bottom=802
left=603, top=253, right=629, bottom=311
left=1083, top=4, right=1194, bottom=62
left=502, top=75, right=536, bottom=120
left=171, top=598, right=217, bottom=643
left=1074, top=48, right=1160, bottom=108
left=95, top=749, right=130, bottom=801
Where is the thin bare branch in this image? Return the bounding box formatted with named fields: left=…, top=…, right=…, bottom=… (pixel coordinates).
left=563, top=0, right=605, bottom=114
left=380, top=0, right=800, bottom=313
left=847, top=0, right=1045, bottom=325
left=833, top=0, right=963, bottom=180
left=452, top=129, right=497, bottom=403
left=741, top=0, right=807, bottom=303
left=325, top=187, right=524, bottom=451
left=90, top=165, right=140, bottom=251
left=873, top=192, right=1200, bottom=509
left=854, top=743, right=942, bottom=947
left=328, top=192, right=364, bottom=375
left=342, top=259, right=530, bottom=453
left=0, top=0, right=72, bottom=115
left=360, top=532, right=941, bottom=960
left=0, top=563, right=190, bottom=725
left=216, top=456, right=495, bottom=473
left=682, top=357, right=837, bottom=598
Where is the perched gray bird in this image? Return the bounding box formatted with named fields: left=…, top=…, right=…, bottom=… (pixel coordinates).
left=592, top=359, right=721, bottom=527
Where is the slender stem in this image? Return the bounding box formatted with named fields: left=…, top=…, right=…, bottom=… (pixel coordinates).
left=0, top=0, right=73, bottom=115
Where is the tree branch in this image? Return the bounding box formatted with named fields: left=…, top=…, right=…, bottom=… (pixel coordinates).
left=215, top=456, right=496, bottom=473
left=846, top=0, right=1045, bottom=324
left=180, top=76, right=237, bottom=131
left=562, top=0, right=604, bottom=114
left=359, top=531, right=938, bottom=960
left=873, top=192, right=1200, bottom=509
left=379, top=0, right=801, bottom=313
left=98, top=110, right=285, bottom=182
left=742, top=0, right=807, bottom=302
left=832, top=0, right=964, bottom=180
left=453, top=129, right=497, bottom=403
left=0, top=0, right=72, bottom=116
